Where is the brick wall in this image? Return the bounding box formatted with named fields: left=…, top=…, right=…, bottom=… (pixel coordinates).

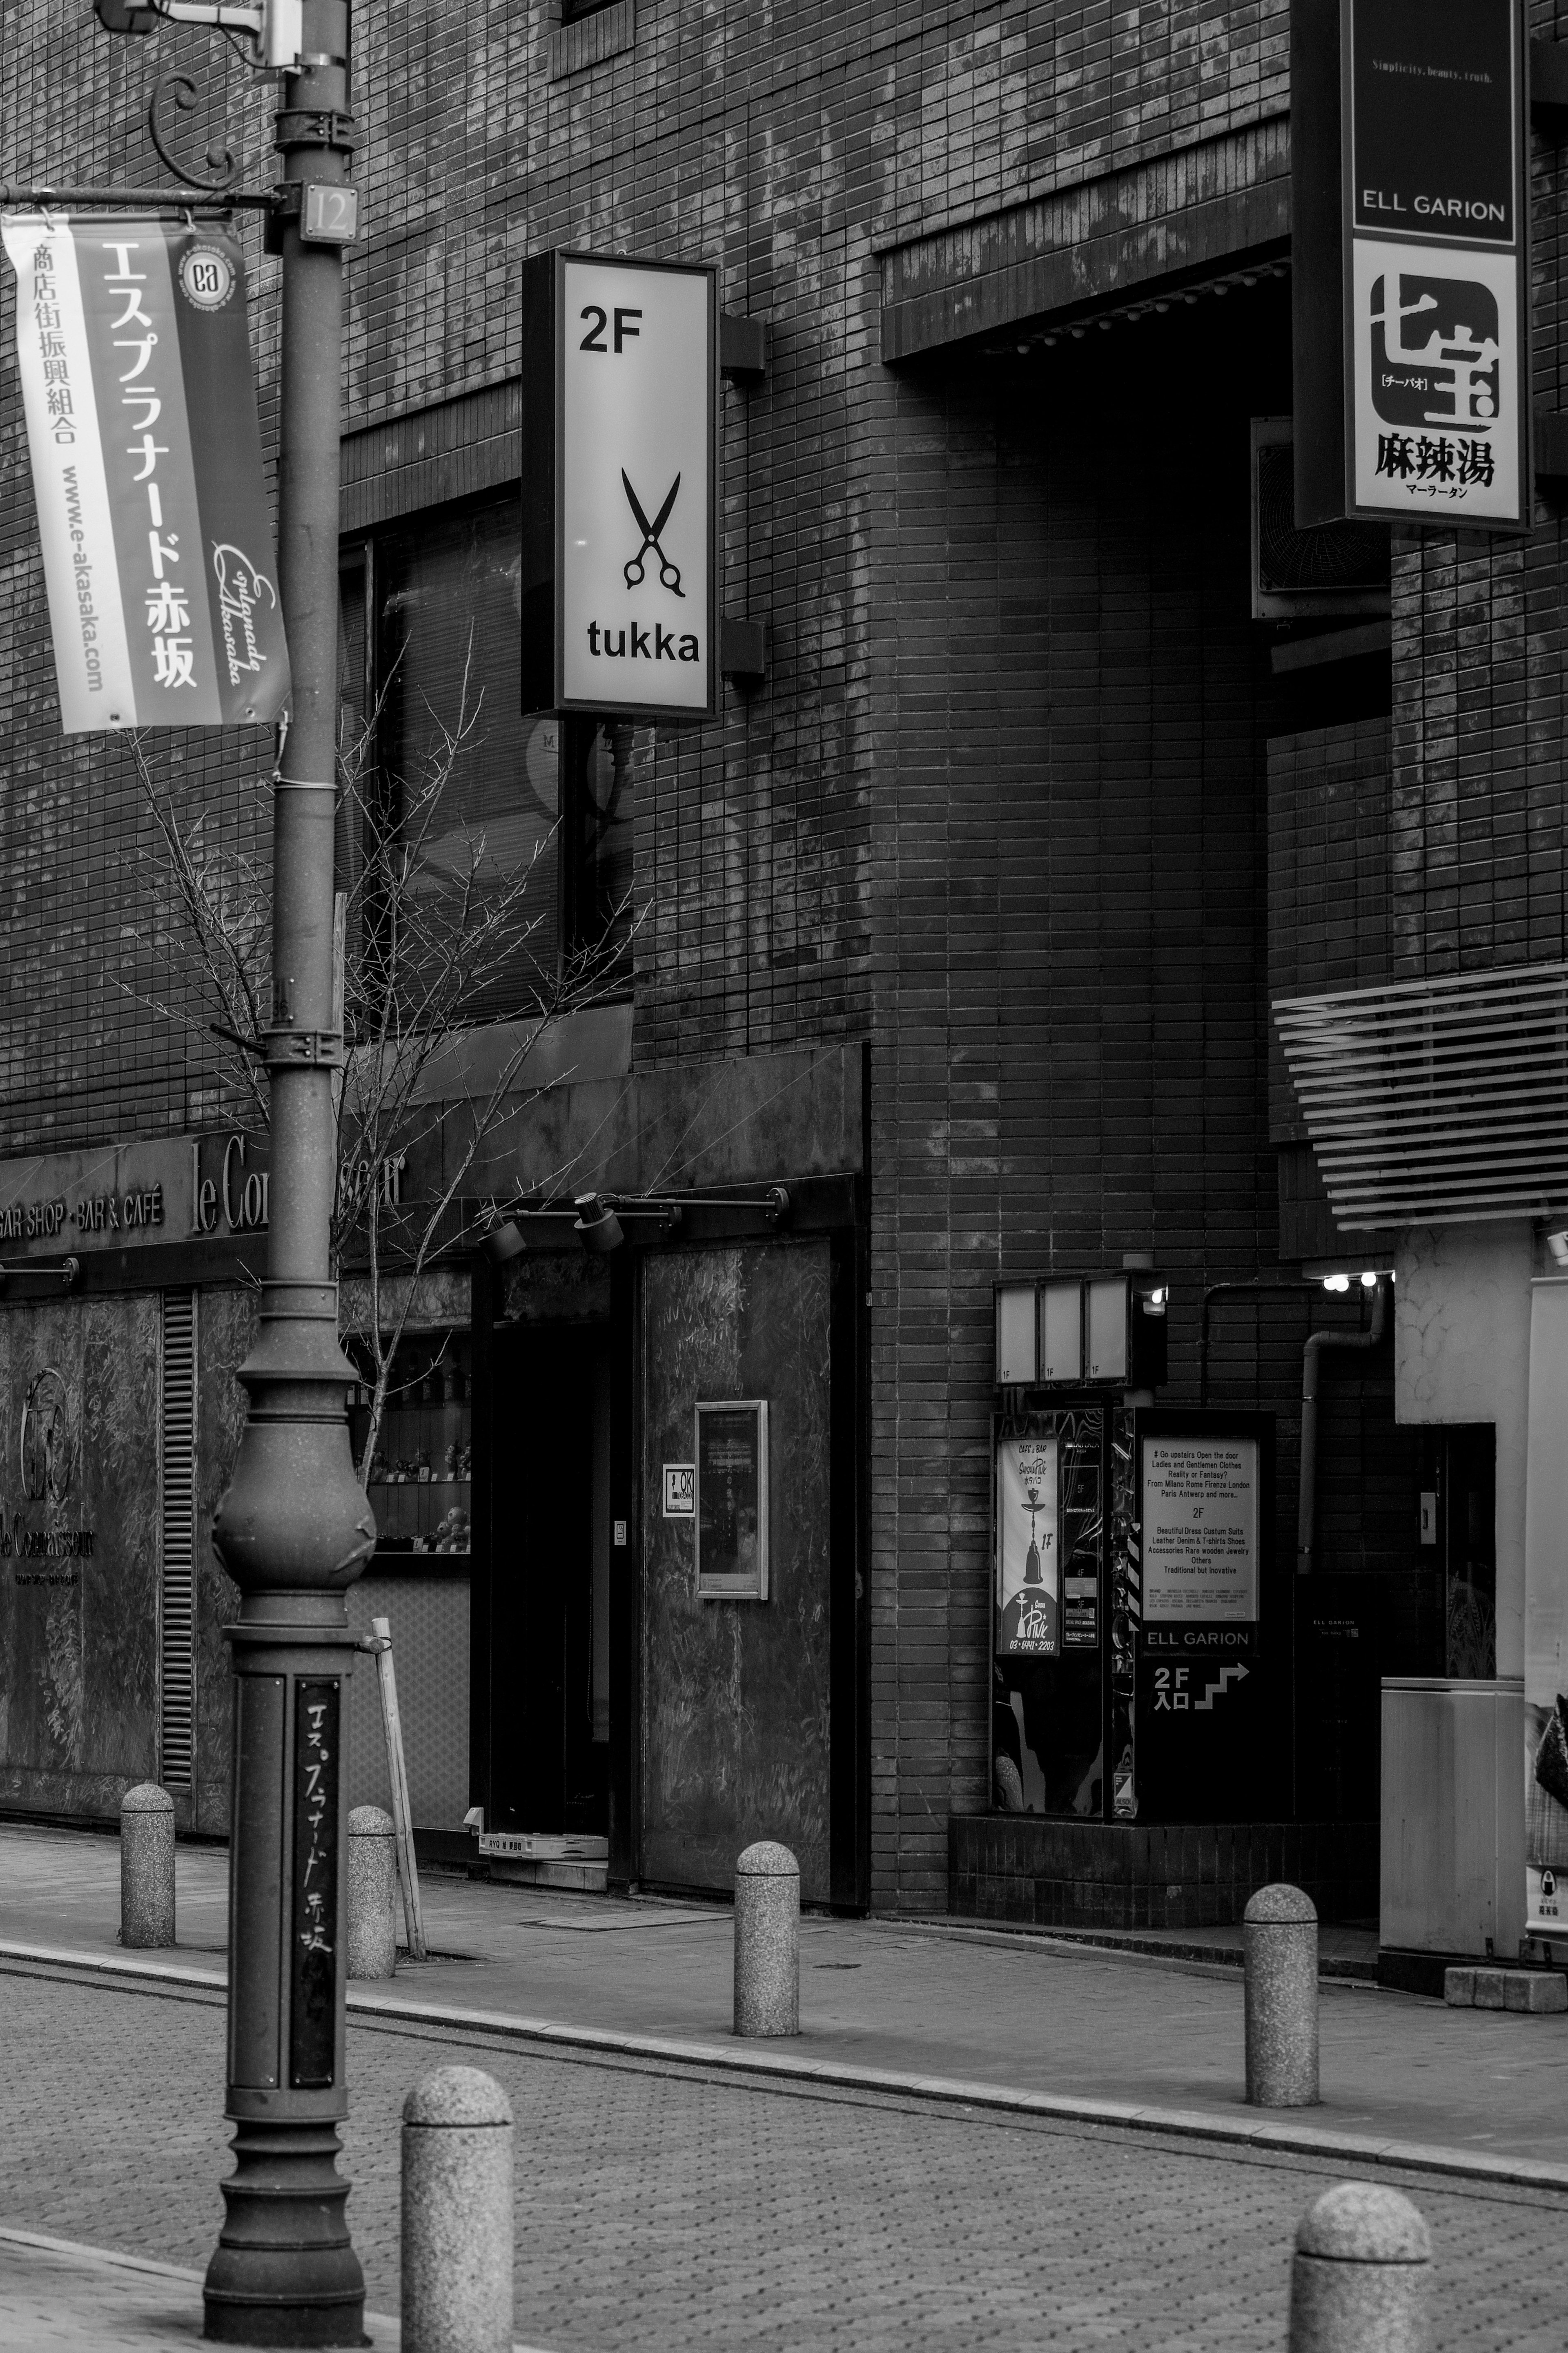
left=1385, top=0, right=1568, bottom=983
left=0, top=0, right=1296, bottom=1139
left=0, top=0, right=1398, bottom=1908
left=865, top=283, right=1345, bottom=1907
left=1265, top=715, right=1392, bottom=1144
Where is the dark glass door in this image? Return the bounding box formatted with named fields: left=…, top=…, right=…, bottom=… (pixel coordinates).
left=489, top=1320, right=610, bottom=1835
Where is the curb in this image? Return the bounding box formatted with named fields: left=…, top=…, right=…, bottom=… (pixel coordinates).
left=2, top=1937, right=1564, bottom=2197
left=882, top=1916, right=1380, bottom=1984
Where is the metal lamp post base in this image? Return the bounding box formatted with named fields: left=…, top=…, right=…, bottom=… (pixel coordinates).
left=204, top=2119, right=364, bottom=2347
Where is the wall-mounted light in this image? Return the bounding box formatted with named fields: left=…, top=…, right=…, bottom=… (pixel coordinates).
left=1322, top=1274, right=1351, bottom=1292
left=574, top=1193, right=626, bottom=1255
left=479, top=1201, right=526, bottom=1263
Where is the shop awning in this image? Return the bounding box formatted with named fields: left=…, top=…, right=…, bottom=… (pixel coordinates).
left=1274, top=961, right=1568, bottom=1231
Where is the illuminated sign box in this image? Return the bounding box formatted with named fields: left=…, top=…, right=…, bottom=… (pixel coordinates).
left=1294, top=0, right=1530, bottom=532
left=519, top=249, right=718, bottom=721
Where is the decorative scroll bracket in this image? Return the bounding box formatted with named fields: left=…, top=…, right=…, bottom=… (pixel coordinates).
left=147, top=69, right=240, bottom=194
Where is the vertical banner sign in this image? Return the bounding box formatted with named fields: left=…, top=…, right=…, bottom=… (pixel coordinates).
left=290, top=1679, right=339, bottom=2090
left=549, top=252, right=716, bottom=720
left=1342, top=0, right=1529, bottom=528
left=2, top=212, right=289, bottom=732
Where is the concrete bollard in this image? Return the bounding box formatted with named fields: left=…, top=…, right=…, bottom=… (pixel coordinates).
left=119, top=1782, right=175, bottom=1949
left=734, top=1840, right=800, bottom=2038
left=1288, top=2181, right=1432, bottom=2353
left=402, top=2065, right=514, bottom=2353
left=347, top=1804, right=399, bottom=1980
left=1244, top=1880, right=1319, bottom=2107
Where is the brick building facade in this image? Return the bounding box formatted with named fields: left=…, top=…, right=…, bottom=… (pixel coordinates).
left=0, top=0, right=1557, bottom=1949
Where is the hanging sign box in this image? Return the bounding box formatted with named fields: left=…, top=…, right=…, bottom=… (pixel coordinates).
left=520, top=250, right=717, bottom=722
left=1, top=213, right=290, bottom=733
left=1293, top=0, right=1530, bottom=532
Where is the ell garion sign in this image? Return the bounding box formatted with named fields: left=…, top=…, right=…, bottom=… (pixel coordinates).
left=1343, top=0, right=1529, bottom=529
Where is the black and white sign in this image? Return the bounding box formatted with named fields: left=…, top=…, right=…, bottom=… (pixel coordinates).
left=1141, top=1436, right=1260, bottom=1624
left=662, top=1463, right=695, bottom=1518
left=995, top=1432, right=1060, bottom=1657
left=554, top=254, right=715, bottom=719
left=1342, top=0, right=1528, bottom=527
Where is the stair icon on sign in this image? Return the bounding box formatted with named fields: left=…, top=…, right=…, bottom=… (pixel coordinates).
left=1193, top=1664, right=1249, bottom=1713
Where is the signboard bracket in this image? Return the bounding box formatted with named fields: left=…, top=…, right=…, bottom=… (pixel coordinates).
left=0, top=179, right=272, bottom=212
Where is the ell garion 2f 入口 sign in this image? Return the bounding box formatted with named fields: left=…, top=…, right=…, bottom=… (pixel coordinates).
left=1342, top=0, right=1529, bottom=529
left=2, top=212, right=289, bottom=733
left=521, top=251, right=717, bottom=723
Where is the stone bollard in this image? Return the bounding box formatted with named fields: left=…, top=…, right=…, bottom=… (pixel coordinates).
left=1288, top=2181, right=1432, bottom=2353
left=1244, top=1881, right=1319, bottom=2107
left=119, top=1782, right=175, bottom=1949
left=734, top=1840, right=800, bottom=2038
left=347, top=1804, right=399, bottom=1980
left=402, top=2066, right=514, bottom=2353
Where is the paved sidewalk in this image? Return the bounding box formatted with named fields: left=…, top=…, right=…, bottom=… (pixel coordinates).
left=0, top=2230, right=410, bottom=2351
left=2, top=1823, right=1564, bottom=2172
left=0, top=1967, right=1562, bottom=2351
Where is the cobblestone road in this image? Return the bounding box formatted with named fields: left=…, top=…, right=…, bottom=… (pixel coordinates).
left=0, top=1960, right=1561, bottom=2351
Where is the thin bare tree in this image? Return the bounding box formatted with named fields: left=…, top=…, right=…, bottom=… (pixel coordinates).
left=125, top=650, right=631, bottom=1483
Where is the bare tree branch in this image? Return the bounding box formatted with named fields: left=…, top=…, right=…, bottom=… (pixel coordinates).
left=124, top=638, right=639, bottom=1502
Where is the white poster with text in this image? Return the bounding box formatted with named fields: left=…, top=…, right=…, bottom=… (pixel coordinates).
left=1142, top=1436, right=1260, bottom=1624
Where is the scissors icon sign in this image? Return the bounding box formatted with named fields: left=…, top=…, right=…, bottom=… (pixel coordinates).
left=622, top=470, right=684, bottom=596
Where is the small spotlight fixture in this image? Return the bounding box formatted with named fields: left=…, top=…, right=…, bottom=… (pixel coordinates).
left=1323, top=1273, right=1351, bottom=1293
left=479, top=1201, right=525, bottom=1263
left=1359, top=1270, right=1378, bottom=1288
left=574, top=1192, right=626, bottom=1255
left=1548, top=1229, right=1568, bottom=1270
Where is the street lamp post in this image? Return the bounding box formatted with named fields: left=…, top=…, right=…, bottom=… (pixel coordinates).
left=82, top=0, right=365, bottom=2336
left=196, top=2, right=372, bottom=2343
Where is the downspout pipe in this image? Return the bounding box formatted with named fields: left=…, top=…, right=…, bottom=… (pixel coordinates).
left=1296, top=1278, right=1389, bottom=1576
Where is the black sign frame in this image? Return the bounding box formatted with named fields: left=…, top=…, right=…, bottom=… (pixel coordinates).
left=1129, top=1409, right=1281, bottom=1823
left=519, top=248, right=719, bottom=725
left=1339, top=0, right=1530, bottom=531
left=1292, top=0, right=1531, bottom=533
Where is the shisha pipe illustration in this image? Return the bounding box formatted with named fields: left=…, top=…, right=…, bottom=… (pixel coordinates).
left=1023, top=1482, right=1044, bottom=1587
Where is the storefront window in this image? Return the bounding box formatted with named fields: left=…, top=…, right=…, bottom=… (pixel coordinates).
left=338, top=493, right=560, bottom=1028
left=339, top=493, right=636, bottom=1022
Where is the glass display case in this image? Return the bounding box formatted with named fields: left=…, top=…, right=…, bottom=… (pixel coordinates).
left=347, top=1330, right=472, bottom=1560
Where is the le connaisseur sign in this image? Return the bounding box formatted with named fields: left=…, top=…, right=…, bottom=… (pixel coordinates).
left=0, top=1133, right=268, bottom=1258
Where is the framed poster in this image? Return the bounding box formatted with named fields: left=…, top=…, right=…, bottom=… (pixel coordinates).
left=695, top=1401, right=768, bottom=1600
left=995, top=1430, right=1060, bottom=1657
left=1141, top=1433, right=1261, bottom=1625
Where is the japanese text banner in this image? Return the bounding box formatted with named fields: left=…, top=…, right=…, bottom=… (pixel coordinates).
left=2, top=213, right=289, bottom=734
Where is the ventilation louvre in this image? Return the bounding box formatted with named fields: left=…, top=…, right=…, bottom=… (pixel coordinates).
left=1274, top=962, right=1568, bottom=1230
left=160, top=1292, right=197, bottom=1793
